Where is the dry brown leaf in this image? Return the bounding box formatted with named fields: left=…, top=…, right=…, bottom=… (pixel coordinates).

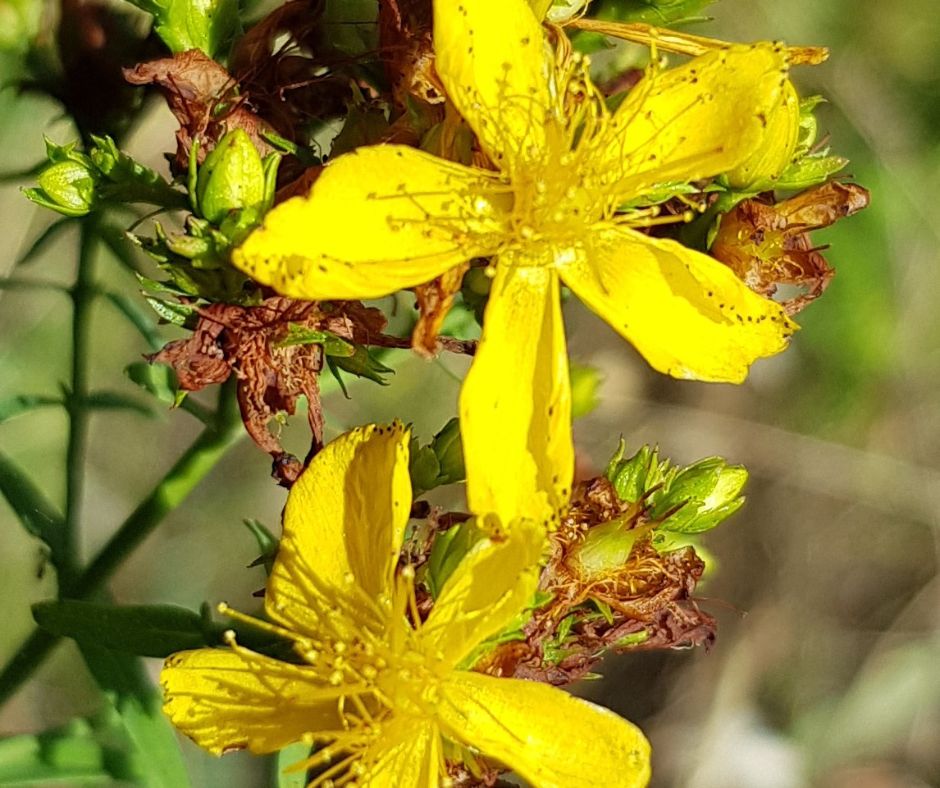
left=150, top=297, right=386, bottom=484
left=124, top=50, right=277, bottom=173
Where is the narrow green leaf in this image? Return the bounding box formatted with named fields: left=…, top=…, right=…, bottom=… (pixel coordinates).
left=84, top=390, right=155, bottom=418
left=0, top=450, right=65, bottom=556
left=0, top=276, right=69, bottom=293
left=15, top=217, right=76, bottom=266
left=0, top=394, right=61, bottom=424
left=125, top=361, right=178, bottom=406
left=33, top=600, right=208, bottom=658
left=0, top=725, right=110, bottom=785
left=102, top=290, right=163, bottom=351
left=77, top=643, right=191, bottom=788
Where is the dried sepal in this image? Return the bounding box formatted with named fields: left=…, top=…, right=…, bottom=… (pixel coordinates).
left=712, top=181, right=870, bottom=314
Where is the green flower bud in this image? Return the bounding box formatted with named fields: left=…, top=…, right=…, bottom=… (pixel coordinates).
left=725, top=80, right=801, bottom=191
left=195, top=130, right=266, bottom=224
left=409, top=444, right=441, bottom=497
left=430, top=418, right=464, bottom=486
left=25, top=160, right=99, bottom=217
left=605, top=443, right=668, bottom=504
left=570, top=518, right=653, bottom=577
left=654, top=458, right=748, bottom=533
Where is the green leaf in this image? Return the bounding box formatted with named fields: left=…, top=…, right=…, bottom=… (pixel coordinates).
left=244, top=518, right=278, bottom=575
left=0, top=450, right=65, bottom=556
left=596, top=0, right=716, bottom=24
left=0, top=394, right=61, bottom=424
left=125, top=361, right=179, bottom=406
left=103, top=291, right=162, bottom=351
left=33, top=600, right=208, bottom=658
left=15, top=217, right=75, bottom=266
left=144, top=295, right=197, bottom=327
left=0, top=721, right=112, bottom=785
left=274, top=324, right=355, bottom=357
left=275, top=742, right=311, bottom=788
left=85, top=390, right=155, bottom=418
left=77, top=643, right=192, bottom=788
left=327, top=346, right=394, bottom=386
left=426, top=523, right=484, bottom=599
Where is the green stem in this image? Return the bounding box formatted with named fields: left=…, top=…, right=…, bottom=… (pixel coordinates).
left=0, top=383, right=244, bottom=707
left=68, top=383, right=243, bottom=599
left=61, top=220, right=99, bottom=587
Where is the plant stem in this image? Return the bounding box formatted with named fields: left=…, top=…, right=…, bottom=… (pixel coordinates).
left=0, top=383, right=244, bottom=707
left=61, top=219, right=99, bottom=588
left=67, top=382, right=243, bottom=599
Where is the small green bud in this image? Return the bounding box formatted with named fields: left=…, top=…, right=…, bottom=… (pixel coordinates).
left=655, top=459, right=748, bottom=534
left=26, top=160, right=99, bottom=216
left=195, top=130, right=266, bottom=224
left=605, top=443, right=668, bottom=504
left=409, top=445, right=441, bottom=497
left=430, top=418, right=464, bottom=486
left=571, top=518, right=653, bottom=577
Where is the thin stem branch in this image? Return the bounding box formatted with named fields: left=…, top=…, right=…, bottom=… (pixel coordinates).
left=61, top=219, right=99, bottom=587
left=0, top=383, right=244, bottom=707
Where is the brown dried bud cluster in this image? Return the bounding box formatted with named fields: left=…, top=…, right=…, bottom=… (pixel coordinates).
left=151, top=298, right=386, bottom=484
left=476, top=477, right=716, bottom=686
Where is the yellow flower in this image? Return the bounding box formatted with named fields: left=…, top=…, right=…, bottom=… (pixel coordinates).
left=233, top=0, right=798, bottom=520
left=161, top=424, right=651, bottom=787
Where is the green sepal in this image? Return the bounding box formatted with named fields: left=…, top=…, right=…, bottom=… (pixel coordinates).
left=274, top=325, right=356, bottom=357
left=124, top=0, right=240, bottom=58
left=409, top=418, right=465, bottom=496
left=426, top=521, right=484, bottom=599
left=244, top=518, right=279, bottom=576
left=327, top=345, right=394, bottom=386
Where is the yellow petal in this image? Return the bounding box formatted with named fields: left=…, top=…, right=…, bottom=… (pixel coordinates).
left=419, top=520, right=544, bottom=667
left=439, top=671, right=651, bottom=788
left=266, top=423, right=412, bottom=637
left=433, top=0, right=553, bottom=167
left=161, top=648, right=341, bottom=756
left=359, top=719, right=441, bottom=787
left=233, top=145, right=508, bottom=300
left=459, top=261, right=573, bottom=527
left=725, top=79, right=801, bottom=190
left=559, top=228, right=797, bottom=383
left=599, top=44, right=789, bottom=201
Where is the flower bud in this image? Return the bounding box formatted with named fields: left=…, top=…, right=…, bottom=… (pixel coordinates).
left=430, top=418, right=464, bottom=486
left=195, top=129, right=266, bottom=224
left=725, top=80, right=800, bottom=191
left=605, top=443, right=668, bottom=504
left=26, top=160, right=99, bottom=217
left=653, top=458, right=748, bottom=533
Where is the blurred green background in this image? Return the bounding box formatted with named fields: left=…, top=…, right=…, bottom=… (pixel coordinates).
left=1, top=0, right=938, bottom=786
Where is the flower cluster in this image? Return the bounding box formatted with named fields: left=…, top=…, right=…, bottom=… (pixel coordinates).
left=17, top=0, right=868, bottom=785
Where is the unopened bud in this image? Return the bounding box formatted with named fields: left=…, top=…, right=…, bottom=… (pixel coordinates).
left=26, top=160, right=98, bottom=217
left=654, top=458, right=748, bottom=533
left=430, top=418, right=464, bottom=486
left=195, top=129, right=266, bottom=224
